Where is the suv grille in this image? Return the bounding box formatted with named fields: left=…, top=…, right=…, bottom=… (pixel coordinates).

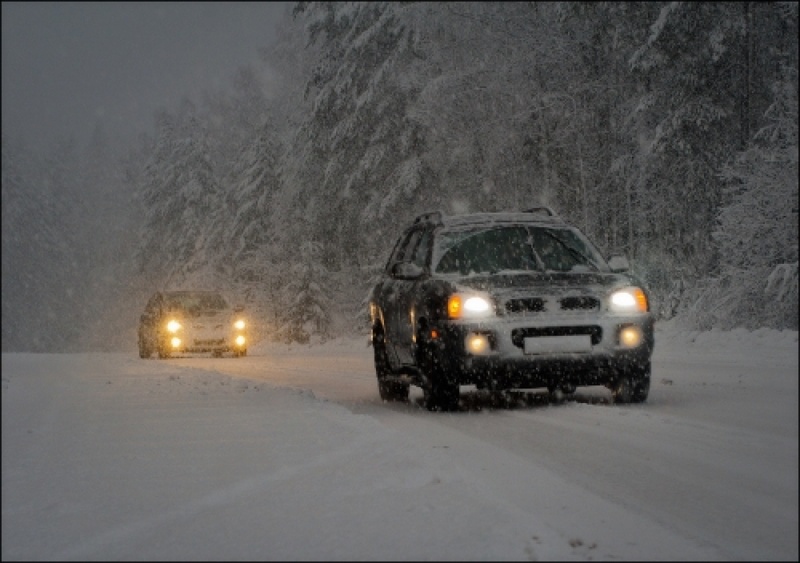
left=505, top=296, right=600, bottom=313
left=559, top=296, right=600, bottom=311
left=505, top=298, right=546, bottom=313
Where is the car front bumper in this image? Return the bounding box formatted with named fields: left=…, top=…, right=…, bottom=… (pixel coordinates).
left=426, top=314, right=654, bottom=390
left=162, top=334, right=247, bottom=356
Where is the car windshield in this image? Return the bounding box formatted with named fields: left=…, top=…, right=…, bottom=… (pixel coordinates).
left=165, top=292, right=229, bottom=312
left=432, top=225, right=607, bottom=275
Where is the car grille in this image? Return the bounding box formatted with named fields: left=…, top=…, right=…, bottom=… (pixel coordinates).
left=194, top=338, right=225, bottom=346
left=511, top=326, right=603, bottom=348
left=505, top=298, right=546, bottom=313
left=559, top=296, right=600, bottom=311
left=505, top=296, right=600, bottom=313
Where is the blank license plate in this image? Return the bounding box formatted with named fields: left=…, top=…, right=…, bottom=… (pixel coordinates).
left=524, top=335, right=592, bottom=354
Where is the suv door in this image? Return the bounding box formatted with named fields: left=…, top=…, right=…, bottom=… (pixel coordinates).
left=390, top=226, right=433, bottom=365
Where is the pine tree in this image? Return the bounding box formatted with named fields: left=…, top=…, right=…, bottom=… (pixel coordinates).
left=137, top=100, right=227, bottom=288
left=628, top=3, right=752, bottom=305
left=1, top=136, right=52, bottom=351
left=707, top=61, right=798, bottom=329
left=225, top=121, right=284, bottom=332
left=277, top=240, right=332, bottom=344
left=285, top=2, right=435, bottom=272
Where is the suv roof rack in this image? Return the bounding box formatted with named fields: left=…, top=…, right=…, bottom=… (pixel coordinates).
left=524, top=206, right=558, bottom=217
left=413, top=211, right=443, bottom=225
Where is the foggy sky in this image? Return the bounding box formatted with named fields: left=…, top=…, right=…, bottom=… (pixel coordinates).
left=1, top=2, right=289, bottom=152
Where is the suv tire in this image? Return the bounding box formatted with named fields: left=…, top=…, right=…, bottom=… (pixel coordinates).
left=610, top=362, right=651, bottom=404
left=373, top=330, right=409, bottom=402
left=418, top=340, right=459, bottom=411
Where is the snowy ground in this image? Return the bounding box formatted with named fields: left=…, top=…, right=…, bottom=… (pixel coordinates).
left=2, top=324, right=798, bottom=561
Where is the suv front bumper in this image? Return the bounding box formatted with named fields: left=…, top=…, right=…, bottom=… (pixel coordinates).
left=426, top=314, right=654, bottom=390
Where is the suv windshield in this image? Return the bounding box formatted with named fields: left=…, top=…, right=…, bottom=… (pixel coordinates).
left=432, top=225, right=606, bottom=275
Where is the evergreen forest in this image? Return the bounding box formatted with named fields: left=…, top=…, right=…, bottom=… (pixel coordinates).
left=2, top=2, right=797, bottom=352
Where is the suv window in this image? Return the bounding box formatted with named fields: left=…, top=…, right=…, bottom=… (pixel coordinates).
left=388, top=228, right=423, bottom=269
left=433, top=225, right=605, bottom=275
left=410, top=228, right=432, bottom=268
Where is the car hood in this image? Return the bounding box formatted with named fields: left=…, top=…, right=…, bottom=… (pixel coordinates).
left=446, top=271, right=639, bottom=298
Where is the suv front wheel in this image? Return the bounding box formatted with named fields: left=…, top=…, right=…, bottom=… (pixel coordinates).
left=417, top=338, right=459, bottom=412
left=373, top=330, right=409, bottom=402
left=609, top=362, right=651, bottom=404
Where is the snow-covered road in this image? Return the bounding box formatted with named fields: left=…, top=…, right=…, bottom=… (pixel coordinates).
left=2, top=326, right=797, bottom=560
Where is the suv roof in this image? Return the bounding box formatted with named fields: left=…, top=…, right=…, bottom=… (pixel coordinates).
left=413, top=207, right=566, bottom=229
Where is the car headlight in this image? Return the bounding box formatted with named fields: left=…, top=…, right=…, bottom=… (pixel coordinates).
left=166, top=319, right=182, bottom=333
left=447, top=293, right=494, bottom=320
left=233, top=319, right=246, bottom=331
left=608, top=287, right=648, bottom=313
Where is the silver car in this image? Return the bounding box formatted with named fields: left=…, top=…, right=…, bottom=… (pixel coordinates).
left=138, top=290, right=248, bottom=358
left=368, top=208, right=654, bottom=411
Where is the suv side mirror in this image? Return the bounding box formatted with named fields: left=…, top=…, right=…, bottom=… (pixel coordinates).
left=391, top=262, right=425, bottom=280
left=607, top=255, right=630, bottom=272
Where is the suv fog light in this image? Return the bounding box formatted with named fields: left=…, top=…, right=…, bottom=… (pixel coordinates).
left=466, top=332, right=492, bottom=355
left=234, top=335, right=246, bottom=347
left=618, top=326, right=643, bottom=348
left=170, top=337, right=182, bottom=349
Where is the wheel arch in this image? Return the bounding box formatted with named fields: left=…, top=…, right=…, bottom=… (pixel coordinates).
left=370, top=301, right=387, bottom=338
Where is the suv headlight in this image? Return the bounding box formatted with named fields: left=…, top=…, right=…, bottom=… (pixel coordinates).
left=447, top=293, right=494, bottom=320
left=166, top=319, right=182, bottom=333
left=233, top=319, right=246, bottom=331
left=608, top=287, right=648, bottom=313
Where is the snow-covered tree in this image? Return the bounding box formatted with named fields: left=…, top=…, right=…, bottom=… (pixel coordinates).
left=77, top=123, right=146, bottom=351
left=2, top=136, right=55, bottom=351
left=137, top=100, right=228, bottom=287
left=627, top=2, right=750, bottom=302
left=702, top=61, right=798, bottom=329
left=1, top=134, right=85, bottom=351
left=98, top=1, right=799, bottom=349
left=224, top=121, right=284, bottom=331
left=203, top=65, right=271, bottom=183
left=276, top=240, right=333, bottom=344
